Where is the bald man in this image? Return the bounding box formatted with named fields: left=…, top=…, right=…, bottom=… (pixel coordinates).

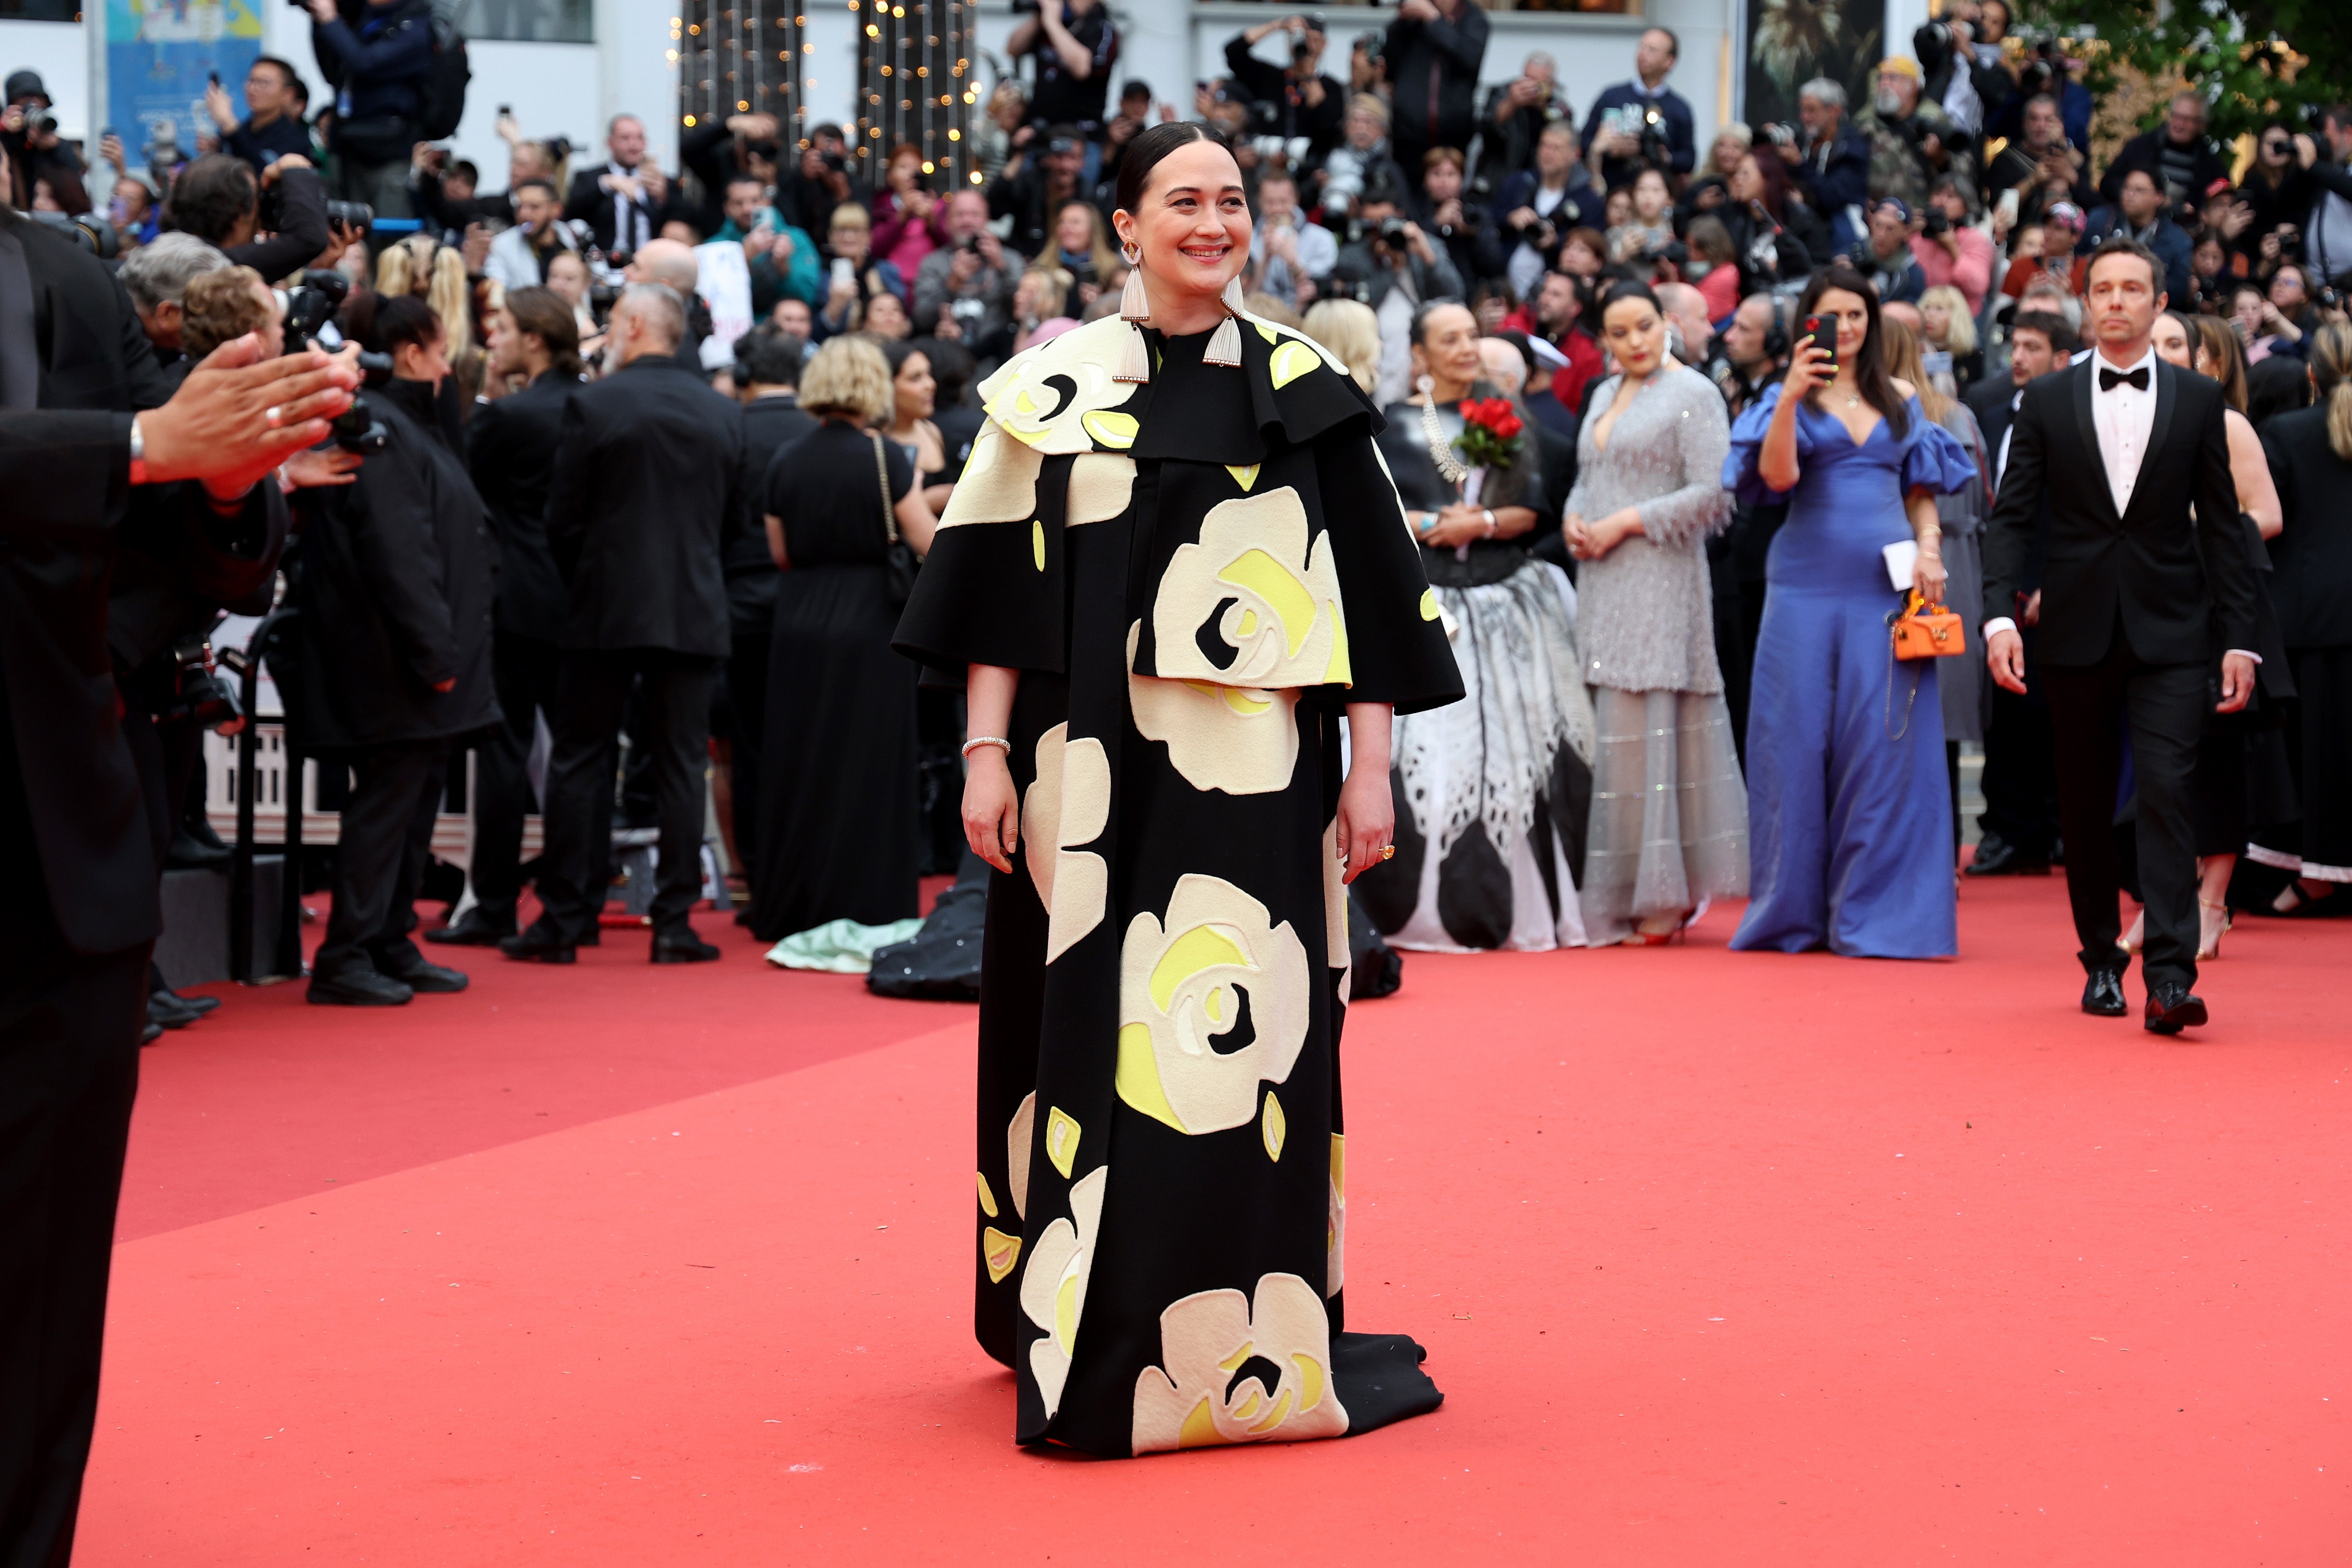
left=627, top=238, right=710, bottom=371
left=1654, top=280, right=1717, bottom=369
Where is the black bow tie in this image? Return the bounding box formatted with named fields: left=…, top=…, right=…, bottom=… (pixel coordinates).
left=2100, top=366, right=2150, bottom=392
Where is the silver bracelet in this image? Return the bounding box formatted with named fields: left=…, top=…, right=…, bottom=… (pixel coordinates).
left=960, top=735, right=1012, bottom=759
left=128, top=412, right=147, bottom=484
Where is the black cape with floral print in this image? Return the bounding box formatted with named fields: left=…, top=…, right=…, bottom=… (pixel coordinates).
left=894, top=310, right=1463, bottom=1456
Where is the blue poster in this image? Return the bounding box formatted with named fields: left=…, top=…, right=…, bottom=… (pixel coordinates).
left=105, top=0, right=265, bottom=161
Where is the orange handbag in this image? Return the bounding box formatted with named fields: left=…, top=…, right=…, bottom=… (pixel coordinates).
left=1891, top=588, right=1967, bottom=660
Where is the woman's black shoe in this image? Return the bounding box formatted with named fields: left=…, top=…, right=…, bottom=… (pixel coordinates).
left=2081, top=968, right=2129, bottom=1017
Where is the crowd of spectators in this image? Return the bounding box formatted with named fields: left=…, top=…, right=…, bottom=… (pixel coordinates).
left=15, top=0, right=2352, bottom=1008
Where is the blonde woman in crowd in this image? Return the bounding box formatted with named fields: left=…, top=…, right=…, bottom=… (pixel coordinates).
left=1301, top=297, right=1381, bottom=394
left=376, top=234, right=474, bottom=356
left=1917, top=283, right=1981, bottom=391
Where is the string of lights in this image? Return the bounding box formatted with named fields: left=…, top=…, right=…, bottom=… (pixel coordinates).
left=851, top=0, right=976, bottom=184
left=672, top=3, right=807, bottom=143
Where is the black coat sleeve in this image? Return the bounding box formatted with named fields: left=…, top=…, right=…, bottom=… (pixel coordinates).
left=225, top=166, right=332, bottom=283
left=1980, top=379, right=2047, bottom=628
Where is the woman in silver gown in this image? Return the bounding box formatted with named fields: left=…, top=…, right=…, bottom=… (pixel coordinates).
left=1564, top=281, right=1748, bottom=944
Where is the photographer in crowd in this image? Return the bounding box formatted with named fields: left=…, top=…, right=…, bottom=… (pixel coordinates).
left=1581, top=27, right=1694, bottom=191
left=1225, top=14, right=1346, bottom=160
left=1249, top=171, right=1337, bottom=308
left=2101, top=91, right=2229, bottom=212
left=2, top=70, right=90, bottom=216
left=1856, top=56, right=1971, bottom=213
left=1984, top=92, right=2096, bottom=223
left=566, top=114, right=670, bottom=258
left=431, top=286, right=583, bottom=948
left=0, top=179, right=356, bottom=1562
left=1780, top=78, right=1872, bottom=254
left=121, top=233, right=233, bottom=377
left=281, top=291, right=497, bottom=1005
left=2085, top=164, right=2194, bottom=305
left=204, top=56, right=316, bottom=175
left=989, top=121, right=1086, bottom=262
left=1328, top=181, right=1463, bottom=403
left=1477, top=50, right=1576, bottom=189
left=1382, top=0, right=1488, bottom=178
left=913, top=188, right=1021, bottom=343
left=163, top=151, right=335, bottom=285
left=1007, top=0, right=1119, bottom=159
left=307, top=0, right=438, bottom=219
left=1485, top=120, right=1599, bottom=299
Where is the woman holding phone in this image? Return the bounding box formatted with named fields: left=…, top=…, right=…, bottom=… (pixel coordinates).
left=1723, top=266, right=1979, bottom=959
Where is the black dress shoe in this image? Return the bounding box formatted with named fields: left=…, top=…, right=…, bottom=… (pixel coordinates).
left=1967, top=834, right=2052, bottom=876
left=2144, top=982, right=2208, bottom=1035
left=165, top=821, right=233, bottom=870
left=2081, top=968, right=2129, bottom=1017
left=499, top=925, right=577, bottom=964
left=650, top=930, right=722, bottom=964
left=375, top=952, right=471, bottom=993
left=307, top=968, right=415, bottom=1006
left=175, top=991, right=221, bottom=1015
left=141, top=1019, right=164, bottom=1045
left=426, top=910, right=516, bottom=946
left=148, top=990, right=201, bottom=1029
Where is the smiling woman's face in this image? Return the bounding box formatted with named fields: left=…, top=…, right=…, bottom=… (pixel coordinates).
left=1410, top=302, right=1483, bottom=394
left=1116, top=138, right=1251, bottom=306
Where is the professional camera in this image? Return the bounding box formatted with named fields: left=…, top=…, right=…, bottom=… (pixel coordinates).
left=1370, top=216, right=1412, bottom=252
left=1637, top=106, right=1671, bottom=169
left=1921, top=207, right=1950, bottom=238
left=1316, top=275, right=1372, bottom=305
left=324, top=199, right=374, bottom=235
left=1641, top=238, right=1690, bottom=266
left=1759, top=121, right=1799, bottom=150
left=280, top=268, right=351, bottom=348
left=162, top=633, right=245, bottom=734
left=29, top=209, right=119, bottom=259
left=327, top=351, right=396, bottom=456
left=948, top=296, right=988, bottom=332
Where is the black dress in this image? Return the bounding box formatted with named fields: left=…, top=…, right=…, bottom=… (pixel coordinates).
left=750, top=419, right=923, bottom=940
left=894, top=312, right=1462, bottom=1456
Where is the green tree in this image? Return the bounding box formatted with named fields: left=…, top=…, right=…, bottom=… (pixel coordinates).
left=2017, top=0, right=2352, bottom=141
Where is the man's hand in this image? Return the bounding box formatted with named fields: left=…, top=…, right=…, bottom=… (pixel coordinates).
left=260, top=153, right=312, bottom=185
left=640, top=164, right=669, bottom=205
left=99, top=132, right=128, bottom=174
left=309, top=219, right=366, bottom=270
left=306, top=0, right=337, bottom=23
left=1986, top=626, right=2028, bottom=694
left=2216, top=651, right=2258, bottom=714
left=283, top=445, right=363, bottom=489
left=205, top=80, right=238, bottom=133
left=727, top=112, right=779, bottom=142
left=1397, top=0, right=1439, bottom=20
left=1265, top=224, right=1299, bottom=264
left=948, top=244, right=981, bottom=283
left=495, top=111, right=524, bottom=146
left=461, top=221, right=491, bottom=275
left=140, top=337, right=360, bottom=497
left=976, top=231, right=1004, bottom=269
left=1403, top=220, right=1436, bottom=265
left=2021, top=588, right=2041, bottom=628
left=2295, top=132, right=2319, bottom=170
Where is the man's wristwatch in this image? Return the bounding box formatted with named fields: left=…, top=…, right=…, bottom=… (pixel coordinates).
left=128, top=412, right=148, bottom=485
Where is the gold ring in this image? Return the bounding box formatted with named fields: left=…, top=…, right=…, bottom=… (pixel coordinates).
left=1379, top=844, right=1396, bottom=860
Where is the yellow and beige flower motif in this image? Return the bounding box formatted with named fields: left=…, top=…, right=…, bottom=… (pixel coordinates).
left=1327, top=1133, right=1346, bottom=1297
left=1116, top=874, right=1310, bottom=1136
left=1125, top=626, right=1299, bottom=797
left=1150, top=487, right=1351, bottom=690
left=1020, top=724, right=1111, bottom=962
left=1131, top=1271, right=1350, bottom=1452
left=1019, top=1164, right=1107, bottom=1420
left=978, top=316, right=1142, bottom=454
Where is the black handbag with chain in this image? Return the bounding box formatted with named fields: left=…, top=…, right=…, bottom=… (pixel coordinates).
left=870, top=430, right=920, bottom=608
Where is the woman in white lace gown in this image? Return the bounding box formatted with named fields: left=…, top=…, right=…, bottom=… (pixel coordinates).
left=1350, top=301, right=1598, bottom=950
left=1565, top=281, right=1748, bottom=944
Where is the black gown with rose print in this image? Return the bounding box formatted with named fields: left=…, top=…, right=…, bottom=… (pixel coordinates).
left=894, top=311, right=1463, bottom=1457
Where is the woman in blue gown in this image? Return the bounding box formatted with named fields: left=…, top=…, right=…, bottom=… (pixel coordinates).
left=1724, top=267, right=1979, bottom=958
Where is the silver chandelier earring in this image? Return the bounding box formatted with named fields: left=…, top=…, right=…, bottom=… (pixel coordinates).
left=1114, top=240, right=1151, bottom=384
left=1202, top=276, right=1247, bottom=368
left=1417, top=373, right=1467, bottom=482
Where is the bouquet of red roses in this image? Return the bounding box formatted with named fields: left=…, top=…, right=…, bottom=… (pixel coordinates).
left=1455, top=396, right=1524, bottom=470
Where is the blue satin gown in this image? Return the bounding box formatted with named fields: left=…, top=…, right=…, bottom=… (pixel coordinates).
left=1723, top=387, right=1979, bottom=958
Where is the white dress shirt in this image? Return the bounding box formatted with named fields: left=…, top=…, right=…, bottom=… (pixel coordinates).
left=1983, top=347, right=2258, bottom=662
left=2089, top=344, right=2158, bottom=517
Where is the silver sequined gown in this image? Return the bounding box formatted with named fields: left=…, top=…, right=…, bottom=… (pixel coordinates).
left=1565, top=365, right=1750, bottom=943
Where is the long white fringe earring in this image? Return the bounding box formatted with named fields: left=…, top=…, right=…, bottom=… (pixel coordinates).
left=1114, top=241, right=1151, bottom=384
left=1201, top=276, right=1246, bottom=367
left=1417, top=374, right=1467, bottom=482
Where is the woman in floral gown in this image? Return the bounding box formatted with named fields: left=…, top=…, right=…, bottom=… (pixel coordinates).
left=894, top=125, right=1462, bottom=1457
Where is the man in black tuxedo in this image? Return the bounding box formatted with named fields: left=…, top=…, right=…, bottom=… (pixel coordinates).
left=0, top=201, right=357, bottom=1564
left=504, top=282, right=748, bottom=965
left=1964, top=308, right=2074, bottom=877
left=1982, top=236, right=2260, bottom=1033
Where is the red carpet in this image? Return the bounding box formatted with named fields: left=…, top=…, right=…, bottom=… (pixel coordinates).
left=79, top=881, right=2348, bottom=1563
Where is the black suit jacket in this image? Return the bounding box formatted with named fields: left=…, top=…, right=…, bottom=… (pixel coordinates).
left=1982, top=355, right=2257, bottom=667
left=544, top=354, right=744, bottom=657
left=562, top=163, right=668, bottom=256
left=467, top=370, right=575, bottom=645
left=0, top=211, right=285, bottom=955
left=1966, top=374, right=2049, bottom=604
